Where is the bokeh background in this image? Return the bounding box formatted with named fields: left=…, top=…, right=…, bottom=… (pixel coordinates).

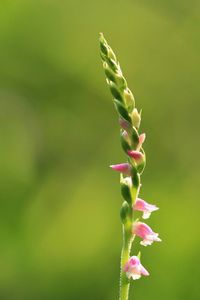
left=0, top=0, right=200, bottom=299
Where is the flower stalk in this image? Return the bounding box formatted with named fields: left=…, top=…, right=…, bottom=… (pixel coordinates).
left=99, top=33, right=161, bottom=300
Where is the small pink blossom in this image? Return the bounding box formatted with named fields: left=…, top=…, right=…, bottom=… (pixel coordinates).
left=127, top=150, right=144, bottom=164
left=110, top=163, right=131, bottom=175
left=137, top=133, right=146, bottom=150
left=119, top=118, right=131, bottom=132
left=124, top=256, right=149, bottom=280
left=132, top=222, right=161, bottom=246
left=133, top=198, right=159, bottom=219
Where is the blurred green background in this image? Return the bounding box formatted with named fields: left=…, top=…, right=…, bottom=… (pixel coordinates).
left=0, top=0, right=200, bottom=299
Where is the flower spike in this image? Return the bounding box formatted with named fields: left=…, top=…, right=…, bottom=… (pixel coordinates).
left=99, top=33, right=161, bottom=300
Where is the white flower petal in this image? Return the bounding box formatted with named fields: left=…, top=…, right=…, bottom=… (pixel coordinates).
left=142, top=211, right=151, bottom=219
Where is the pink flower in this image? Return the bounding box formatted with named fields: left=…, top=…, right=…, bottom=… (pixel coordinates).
left=110, top=163, right=131, bottom=175
left=127, top=150, right=144, bottom=164
left=124, top=256, right=149, bottom=280
left=133, top=198, right=159, bottom=219
left=132, top=222, right=161, bottom=246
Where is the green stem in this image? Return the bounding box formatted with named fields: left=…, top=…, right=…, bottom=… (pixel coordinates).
left=119, top=224, right=134, bottom=300
left=119, top=175, right=139, bottom=300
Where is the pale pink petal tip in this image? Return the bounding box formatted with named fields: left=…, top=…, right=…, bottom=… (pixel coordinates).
left=137, top=133, right=146, bottom=150
left=133, top=198, right=159, bottom=219
left=139, top=133, right=146, bottom=145
left=110, top=163, right=131, bottom=175
left=133, top=222, right=161, bottom=246
left=124, top=256, right=149, bottom=280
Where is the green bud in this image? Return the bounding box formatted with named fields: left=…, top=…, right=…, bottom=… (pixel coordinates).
left=106, top=57, right=119, bottom=72
left=120, top=201, right=131, bottom=224
left=110, top=82, right=123, bottom=102
left=130, top=108, right=141, bottom=129
left=120, top=175, right=132, bottom=204
left=115, top=73, right=127, bottom=89
left=99, top=33, right=108, bottom=54
left=114, top=99, right=132, bottom=123
left=100, top=43, right=108, bottom=56
left=124, top=88, right=135, bottom=112
left=103, top=62, right=116, bottom=83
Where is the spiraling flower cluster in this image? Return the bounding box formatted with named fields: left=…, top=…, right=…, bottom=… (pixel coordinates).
left=99, top=33, right=161, bottom=283
left=111, top=130, right=161, bottom=279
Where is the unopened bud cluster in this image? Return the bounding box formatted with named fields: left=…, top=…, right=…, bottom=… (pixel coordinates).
left=99, top=33, right=161, bottom=283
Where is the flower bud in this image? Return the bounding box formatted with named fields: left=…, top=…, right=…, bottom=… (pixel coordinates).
left=99, top=33, right=108, bottom=55
left=110, top=82, right=123, bottom=102
left=120, top=201, right=131, bottom=224
left=120, top=175, right=132, bottom=204
left=128, top=150, right=146, bottom=174
left=123, top=88, right=135, bottom=112
left=114, top=99, right=132, bottom=123
left=131, top=108, right=141, bottom=129
left=110, top=163, right=131, bottom=176
left=119, top=118, right=132, bottom=133
left=103, top=62, right=116, bottom=83
left=115, top=73, right=127, bottom=89
left=127, top=150, right=144, bottom=164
